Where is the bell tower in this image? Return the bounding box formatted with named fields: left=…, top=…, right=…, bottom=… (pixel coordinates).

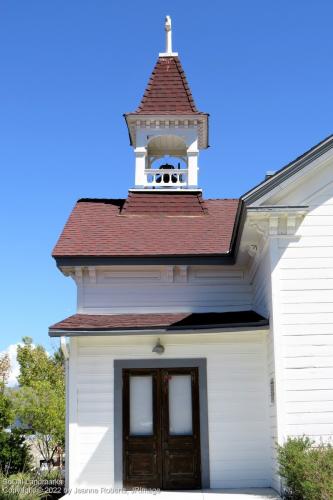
left=124, top=16, right=209, bottom=191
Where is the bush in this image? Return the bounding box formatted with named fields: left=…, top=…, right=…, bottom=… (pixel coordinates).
left=37, top=470, right=64, bottom=499
left=0, top=470, right=64, bottom=499
left=0, top=430, right=32, bottom=476
left=277, top=436, right=333, bottom=500
left=0, top=471, right=43, bottom=500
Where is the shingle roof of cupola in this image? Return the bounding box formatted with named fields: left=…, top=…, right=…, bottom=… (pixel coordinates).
left=133, top=56, right=202, bottom=115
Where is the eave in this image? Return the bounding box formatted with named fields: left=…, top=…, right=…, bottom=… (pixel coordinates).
left=242, top=134, right=333, bottom=206
left=49, top=322, right=269, bottom=338
left=124, top=113, right=209, bottom=149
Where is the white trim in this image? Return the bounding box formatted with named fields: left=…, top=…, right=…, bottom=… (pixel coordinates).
left=269, top=239, right=286, bottom=447
left=50, top=326, right=269, bottom=337
left=247, top=149, right=333, bottom=207
left=159, top=52, right=179, bottom=57
left=68, top=338, right=79, bottom=489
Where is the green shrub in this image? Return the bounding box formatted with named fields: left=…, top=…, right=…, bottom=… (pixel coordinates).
left=0, top=471, right=43, bottom=500
left=37, top=469, right=64, bottom=499
left=277, top=436, right=333, bottom=500
left=0, top=430, right=32, bottom=476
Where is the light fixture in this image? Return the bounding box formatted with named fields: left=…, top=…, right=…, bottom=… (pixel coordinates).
left=152, top=338, right=165, bottom=355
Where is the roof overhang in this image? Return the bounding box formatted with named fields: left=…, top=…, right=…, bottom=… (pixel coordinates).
left=246, top=205, right=308, bottom=216
left=54, top=254, right=236, bottom=269
left=49, top=311, right=268, bottom=337
left=124, top=113, right=209, bottom=149
left=242, top=134, right=333, bottom=206
left=49, top=323, right=269, bottom=338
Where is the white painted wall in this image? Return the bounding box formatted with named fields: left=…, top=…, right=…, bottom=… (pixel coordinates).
left=67, top=331, right=271, bottom=490
left=245, top=155, right=333, bottom=491
left=74, top=266, right=252, bottom=314
left=245, top=155, right=333, bottom=456
left=275, top=187, right=333, bottom=443
left=251, top=244, right=279, bottom=490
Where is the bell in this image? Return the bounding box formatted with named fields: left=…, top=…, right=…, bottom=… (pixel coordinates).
left=155, top=163, right=177, bottom=184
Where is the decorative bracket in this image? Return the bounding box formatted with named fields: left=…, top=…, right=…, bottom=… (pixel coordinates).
left=162, top=266, right=174, bottom=283
left=88, top=266, right=97, bottom=284
left=74, top=267, right=83, bottom=284
left=178, top=265, right=188, bottom=282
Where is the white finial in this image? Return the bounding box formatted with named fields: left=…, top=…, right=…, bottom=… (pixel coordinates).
left=159, top=15, right=178, bottom=57
left=165, top=16, right=172, bottom=54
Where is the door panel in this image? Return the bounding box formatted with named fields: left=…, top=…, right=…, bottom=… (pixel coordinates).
left=123, top=367, right=201, bottom=490
left=123, top=369, right=161, bottom=489
left=168, top=374, right=193, bottom=435
left=129, top=375, right=153, bottom=435
left=161, top=368, right=201, bottom=490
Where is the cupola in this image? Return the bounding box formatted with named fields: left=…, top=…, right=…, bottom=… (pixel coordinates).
left=124, top=16, right=209, bottom=191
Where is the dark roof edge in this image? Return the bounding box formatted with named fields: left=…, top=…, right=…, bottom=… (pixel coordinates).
left=49, top=320, right=269, bottom=337
left=228, top=199, right=244, bottom=260
left=242, top=134, right=333, bottom=205
left=54, top=253, right=235, bottom=267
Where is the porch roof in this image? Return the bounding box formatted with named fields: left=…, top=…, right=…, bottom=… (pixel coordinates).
left=49, top=310, right=268, bottom=336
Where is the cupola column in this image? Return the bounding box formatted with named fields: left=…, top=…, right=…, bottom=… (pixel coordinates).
left=134, top=147, right=147, bottom=187
left=187, top=151, right=199, bottom=187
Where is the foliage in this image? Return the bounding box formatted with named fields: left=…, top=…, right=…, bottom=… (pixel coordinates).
left=0, top=354, right=11, bottom=388
left=0, top=469, right=64, bottom=500
left=277, top=436, right=333, bottom=500
left=0, top=354, right=13, bottom=431
left=11, top=340, right=65, bottom=468
left=0, top=393, right=13, bottom=431
left=0, top=429, right=32, bottom=477
left=0, top=471, right=43, bottom=500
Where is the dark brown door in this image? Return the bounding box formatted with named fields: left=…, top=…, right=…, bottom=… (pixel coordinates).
left=123, top=367, right=201, bottom=490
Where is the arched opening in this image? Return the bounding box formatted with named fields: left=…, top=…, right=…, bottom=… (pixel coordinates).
left=146, top=135, right=188, bottom=188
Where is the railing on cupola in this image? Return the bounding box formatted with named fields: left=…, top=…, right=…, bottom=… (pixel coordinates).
left=144, top=165, right=188, bottom=188
left=140, top=133, right=194, bottom=189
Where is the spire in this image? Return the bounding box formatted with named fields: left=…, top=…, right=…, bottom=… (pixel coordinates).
left=134, top=56, right=199, bottom=114
left=159, top=15, right=178, bottom=57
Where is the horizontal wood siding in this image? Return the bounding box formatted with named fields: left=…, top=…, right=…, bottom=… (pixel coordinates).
left=68, top=333, right=270, bottom=489
left=277, top=188, right=333, bottom=443
left=77, top=266, right=252, bottom=314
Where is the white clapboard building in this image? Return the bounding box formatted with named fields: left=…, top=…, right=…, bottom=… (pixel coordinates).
left=49, top=17, right=333, bottom=496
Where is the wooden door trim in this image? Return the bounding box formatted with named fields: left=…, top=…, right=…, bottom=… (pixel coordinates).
left=114, top=358, right=210, bottom=489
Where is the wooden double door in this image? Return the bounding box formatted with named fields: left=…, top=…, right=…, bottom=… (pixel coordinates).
left=123, top=367, right=201, bottom=490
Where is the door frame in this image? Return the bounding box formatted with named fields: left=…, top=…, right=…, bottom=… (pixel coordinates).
left=114, top=358, right=210, bottom=489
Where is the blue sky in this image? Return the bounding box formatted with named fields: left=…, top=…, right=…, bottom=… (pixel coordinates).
left=0, top=0, right=332, bottom=352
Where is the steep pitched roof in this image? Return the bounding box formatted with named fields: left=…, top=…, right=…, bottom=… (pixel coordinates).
left=49, top=311, right=268, bottom=335
left=132, top=56, right=202, bottom=115
left=52, top=193, right=240, bottom=263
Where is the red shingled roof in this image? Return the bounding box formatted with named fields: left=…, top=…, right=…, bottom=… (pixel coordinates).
left=132, top=56, right=201, bottom=115
left=122, top=191, right=208, bottom=215
left=49, top=311, right=268, bottom=333
left=52, top=193, right=239, bottom=258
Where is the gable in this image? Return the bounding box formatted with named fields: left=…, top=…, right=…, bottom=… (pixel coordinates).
left=260, top=155, right=333, bottom=208
left=242, top=135, right=333, bottom=207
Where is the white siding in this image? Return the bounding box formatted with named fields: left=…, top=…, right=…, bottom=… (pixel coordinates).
left=68, top=332, right=271, bottom=490
left=277, top=192, right=333, bottom=443
left=251, top=245, right=279, bottom=490
left=76, top=266, right=252, bottom=314
left=258, top=176, right=333, bottom=449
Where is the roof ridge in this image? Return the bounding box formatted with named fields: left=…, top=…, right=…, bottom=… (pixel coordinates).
left=172, top=57, right=198, bottom=112
left=205, top=197, right=240, bottom=201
